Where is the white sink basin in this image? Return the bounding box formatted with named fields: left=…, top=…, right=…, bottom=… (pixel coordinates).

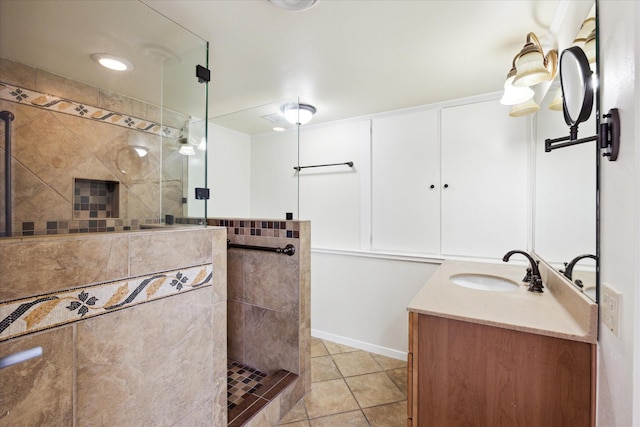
left=449, top=273, right=519, bottom=292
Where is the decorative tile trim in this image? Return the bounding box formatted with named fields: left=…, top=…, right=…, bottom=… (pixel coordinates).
left=208, top=218, right=301, bottom=239
left=0, top=264, right=213, bottom=342
left=0, top=81, right=180, bottom=138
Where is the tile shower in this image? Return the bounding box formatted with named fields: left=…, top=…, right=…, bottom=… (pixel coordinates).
left=0, top=57, right=188, bottom=236
left=210, top=218, right=312, bottom=426
left=1, top=57, right=313, bottom=426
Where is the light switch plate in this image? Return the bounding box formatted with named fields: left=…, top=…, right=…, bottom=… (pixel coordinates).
left=601, top=283, right=621, bottom=336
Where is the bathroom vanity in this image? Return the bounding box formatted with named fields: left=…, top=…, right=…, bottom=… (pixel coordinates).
left=406, top=261, right=597, bottom=427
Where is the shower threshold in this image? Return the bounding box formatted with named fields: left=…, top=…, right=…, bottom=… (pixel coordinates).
left=227, top=360, right=298, bottom=426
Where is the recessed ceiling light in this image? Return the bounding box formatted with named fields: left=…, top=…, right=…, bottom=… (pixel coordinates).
left=268, top=0, right=318, bottom=12
left=91, top=53, right=133, bottom=71
left=273, top=127, right=286, bottom=132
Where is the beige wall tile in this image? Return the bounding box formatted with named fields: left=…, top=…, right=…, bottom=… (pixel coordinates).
left=0, top=235, right=129, bottom=301
left=243, top=249, right=299, bottom=313
left=243, top=304, right=299, bottom=375
left=129, top=229, right=213, bottom=275
left=36, top=69, right=99, bottom=106
left=76, top=287, right=214, bottom=426
left=0, top=326, right=73, bottom=426
left=227, top=250, right=244, bottom=302
left=228, top=300, right=244, bottom=362
left=0, top=58, right=36, bottom=89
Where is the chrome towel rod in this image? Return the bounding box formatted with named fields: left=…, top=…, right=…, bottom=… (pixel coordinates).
left=227, top=239, right=296, bottom=256
left=293, top=161, right=353, bottom=171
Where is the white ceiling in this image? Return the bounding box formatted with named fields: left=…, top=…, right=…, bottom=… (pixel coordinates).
left=142, top=0, right=568, bottom=131
left=1, top=0, right=594, bottom=134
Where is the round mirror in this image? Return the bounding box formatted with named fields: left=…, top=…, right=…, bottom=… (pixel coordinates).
left=560, top=46, right=594, bottom=127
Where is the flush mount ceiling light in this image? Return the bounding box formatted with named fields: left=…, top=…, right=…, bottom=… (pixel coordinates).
left=268, top=0, right=318, bottom=12
left=512, top=33, right=557, bottom=87
left=91, top=53, right=133, bottom=71
left=281, top=103, right=317, bottom=125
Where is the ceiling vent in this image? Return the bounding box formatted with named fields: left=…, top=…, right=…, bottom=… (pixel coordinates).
left=261, top=113, right=287, bottom=123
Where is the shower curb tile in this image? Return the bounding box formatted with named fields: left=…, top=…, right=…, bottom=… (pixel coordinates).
left=0, top=264, right=213, bottom=342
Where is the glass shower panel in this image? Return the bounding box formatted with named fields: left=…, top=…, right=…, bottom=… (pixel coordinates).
left=160, top=31, right=209, bottom=225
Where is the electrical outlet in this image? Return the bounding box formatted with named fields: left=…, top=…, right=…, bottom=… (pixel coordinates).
left=601, top=284, right=621, bottom=336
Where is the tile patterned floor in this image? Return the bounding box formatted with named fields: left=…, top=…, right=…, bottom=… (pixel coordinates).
left=228, top=361, right=268, bottom=410
left=277, top=338, right=408, bottom=426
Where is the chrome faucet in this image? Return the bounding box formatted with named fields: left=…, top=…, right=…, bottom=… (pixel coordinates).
left=561, top=254, right=597, bottom=282
left=502, top=250, right=544, bottom=293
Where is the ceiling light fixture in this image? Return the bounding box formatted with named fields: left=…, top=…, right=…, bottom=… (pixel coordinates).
left=91, top=53, right=133, bottom=71
left=512, top=33, right=557, bottom=87
left=281, top=103, right=317, bottom=125
left=267, top=0, right=318, bottom=12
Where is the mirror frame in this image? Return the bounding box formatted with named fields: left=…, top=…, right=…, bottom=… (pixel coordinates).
left=560, top=46, right=594, bottom=128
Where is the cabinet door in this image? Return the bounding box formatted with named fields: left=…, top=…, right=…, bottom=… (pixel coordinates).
left=371, top=109, right=440, bottom=255
left=440, top=100, right=528, bottom=258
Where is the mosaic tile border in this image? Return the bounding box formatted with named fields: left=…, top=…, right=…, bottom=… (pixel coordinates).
left=0, top=81, right=180, bottom=138
left=209, top=218, right=301, bottom=239
left=0, top=264, right=213, bottom=342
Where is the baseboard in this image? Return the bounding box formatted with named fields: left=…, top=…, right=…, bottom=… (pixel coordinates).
left=311, top=329, right=407, bottom=361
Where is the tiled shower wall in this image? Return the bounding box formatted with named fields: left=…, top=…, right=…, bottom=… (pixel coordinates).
left=0, top=227, right=228, bottom=426
left=0, top=57, right=188, bottom=236
left=210, top=218, right=312, bottom=422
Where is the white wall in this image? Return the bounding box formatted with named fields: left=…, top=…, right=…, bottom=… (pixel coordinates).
left=311, top=251, right=439, bottom=359
left=597, top=1, right=638, bottom=425
left=207, top=124, right=251, bottom=217
left=250, top=130, right=298, bottom=219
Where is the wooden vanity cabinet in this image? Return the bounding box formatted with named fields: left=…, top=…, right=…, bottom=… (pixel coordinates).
left=407, top=312, right=596, bottom=427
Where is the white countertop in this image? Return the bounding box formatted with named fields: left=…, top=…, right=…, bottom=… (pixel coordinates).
left=407, top=260, right=598, bottom=343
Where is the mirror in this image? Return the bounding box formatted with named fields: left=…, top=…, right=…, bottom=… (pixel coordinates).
left=560, top=46, right=594, bottom=128
left=533, top=6, right=598, bottom=301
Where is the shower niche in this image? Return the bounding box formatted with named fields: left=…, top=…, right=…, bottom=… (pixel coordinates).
left=73, top=178, right=120, bottom=220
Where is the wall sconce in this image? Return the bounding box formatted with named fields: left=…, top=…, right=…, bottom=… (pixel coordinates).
left=509, top=98, right=540, bottom=117
left=178, top=119, right=195, bottom=156
left=179, top=139, right=195, bottom=156
left=281, top=103, right=317, bottom=125
left=500, top=64, right=535, bottom=106
left=512, top=33, right=558, bottom=88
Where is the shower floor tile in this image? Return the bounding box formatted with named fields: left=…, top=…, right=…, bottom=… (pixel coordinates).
left=227, top=361, right=268, bottom=410
left=227, top=360, right=298, bottom=427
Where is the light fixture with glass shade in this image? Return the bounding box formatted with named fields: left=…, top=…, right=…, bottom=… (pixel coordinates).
left=179, top=140, right=195, bottom=156
left=500, top=63, right=535, bottom=105
left=512, top=33, right=557, bottom=88
left=509, top=97, right=540, bottom=117
left=281, top=103, right=317, bottom=125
